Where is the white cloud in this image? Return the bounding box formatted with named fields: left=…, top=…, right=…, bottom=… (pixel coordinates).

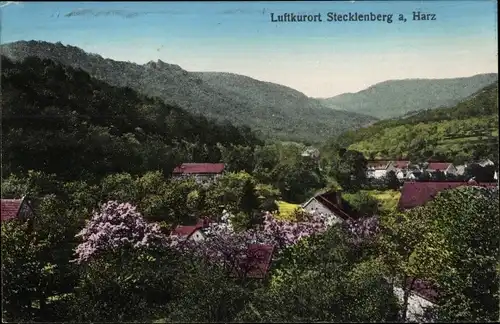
left=0, top=1, right=22, bottom=8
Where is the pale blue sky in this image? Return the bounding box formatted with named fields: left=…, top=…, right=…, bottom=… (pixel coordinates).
left=1, top=1, right=497, bottom=96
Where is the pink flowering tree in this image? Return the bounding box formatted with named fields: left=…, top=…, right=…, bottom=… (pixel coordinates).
left=72, top=201, right=175, bottom=321
left=168, top=212, right=329, bottom=280
left=74, top=200, right=167, bottom=263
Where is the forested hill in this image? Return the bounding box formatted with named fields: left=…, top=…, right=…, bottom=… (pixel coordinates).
left=318, top=74, right=498, bottom=119
left=1, top=55, right=261, bottom=180
left=332, top=82, right=499, bottom=164
left=1, top=40, right=377, bottom=144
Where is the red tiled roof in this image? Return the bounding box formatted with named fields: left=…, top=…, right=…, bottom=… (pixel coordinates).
left=427, top=162, right=452, bottom=170
left=171, top=224, right=204, bottom=238
left=393, top=161, right=410, bottom=169
left=172, top=163, right=225, bottom=174
left=1, top=199, right=23, bottom=222
left=398, top=181, right=498, bottom=210
left=231, top=244, right=275, bottom=279
left=367, top=160, right=391, bottom=170
left=171, top=217, right=213, bottom=237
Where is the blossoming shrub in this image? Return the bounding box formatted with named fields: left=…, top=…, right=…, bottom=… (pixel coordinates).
left=74, top=201, right=167, bottom=263
left=168, top=212, right=329, bottom=279
left=71, top=201, right=174, bottom=322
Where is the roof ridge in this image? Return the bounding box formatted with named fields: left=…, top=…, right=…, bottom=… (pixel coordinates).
left=316, top=195, right=352, bottom=220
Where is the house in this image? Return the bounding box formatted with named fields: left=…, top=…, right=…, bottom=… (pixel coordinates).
left=396, top=170, right=406, bottom=180
left=301, top=147, right=320, bottom=159
left=406, top=170, right=422, bottom=180
left=170, top=218, right=212, bottom=242
left=425, top=162, right=457, bottom=176
left=398, top=181, right=498, bottom=210
left=172, top=163, right=225, bottom=183
left=170, top=224, right=206, bottom=242
left=366, top=160, right=395, bottom=178
left=301, top=191, right=356, bottom=224
left=230, top=244, right=275, bottom=279
left=478, top=159, right=495, bottom=167
left=1, top=196, right=35, bottom=222
left=393, top=278, right=439, bottom=322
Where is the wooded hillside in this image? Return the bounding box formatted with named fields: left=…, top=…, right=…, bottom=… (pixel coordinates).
left=332, top=82, right=499, bottom=163
left=1, top=55, right=261, bottom=180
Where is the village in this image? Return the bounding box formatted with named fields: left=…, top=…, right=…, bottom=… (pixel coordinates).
left=4, top=149, right=496, bottom=322
left=1, top=0, right=498, bottom=320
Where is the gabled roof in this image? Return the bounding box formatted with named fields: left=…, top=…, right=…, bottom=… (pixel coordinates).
left=231, top=244, right=275, bottom=279
left=170, top=217, right=214, bottom=238
left=398, top=181, right=498, bottom=210
left=426, top=162, right=452, bottom=170
left=172, top=163, right=225, bottom=175
left=367, top=160, right=392, bottom=170
left=1, top=198, right=24, bottom=222
left=303, top=191, right=356, bottom=220
left=478, top=159, right=494, bottom=167
left=171, top=224, right=205, bottom=238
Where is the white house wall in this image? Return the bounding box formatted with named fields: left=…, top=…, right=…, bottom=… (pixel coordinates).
left=393, top=287, right=436, bottom=323
left=373, top=169, right=388, bottom=178
left=303, top=199, right=342, bottom=224
left=189, top=230, right=206, bottom=242
left=445, top=166, right=457, bottom=175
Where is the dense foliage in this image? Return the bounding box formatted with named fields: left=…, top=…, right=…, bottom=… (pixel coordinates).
left=1, top=55, right=260, bottom=180
left=378, top=186, right=499, bottom=322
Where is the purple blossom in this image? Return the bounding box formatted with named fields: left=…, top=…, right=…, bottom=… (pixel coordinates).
left=74, top=201, right=167, bottom=263
left=168, top=212, right=329, bottom=269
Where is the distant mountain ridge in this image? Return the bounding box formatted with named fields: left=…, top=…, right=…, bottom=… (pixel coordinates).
left=319, top=74, right=498, bottom=119
left=0, top=40, right=377, bottom=144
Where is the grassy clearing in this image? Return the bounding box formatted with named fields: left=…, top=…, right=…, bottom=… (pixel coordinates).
left=362, top=189, right=401, bottom=214
left=276, top=200, right=301, bottom=221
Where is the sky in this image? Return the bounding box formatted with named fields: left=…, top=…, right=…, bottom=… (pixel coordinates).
left=1, top=1, right=498, bottom=97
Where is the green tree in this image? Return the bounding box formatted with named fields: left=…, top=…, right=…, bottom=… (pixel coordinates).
left=204, top=172, right=260, bottom=228
left=417, top=187, right=499, bottom=322
left=378, top=208, right=433, bottom=322
left=331, top=150, right=367, bottom=193
left=343, top=191, right=380, bottom=217
left=1, top=195, right=83, bottom=322
left=237, top=227, right=400, bottom=322
left=385, top=170, right=400, bottom=190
